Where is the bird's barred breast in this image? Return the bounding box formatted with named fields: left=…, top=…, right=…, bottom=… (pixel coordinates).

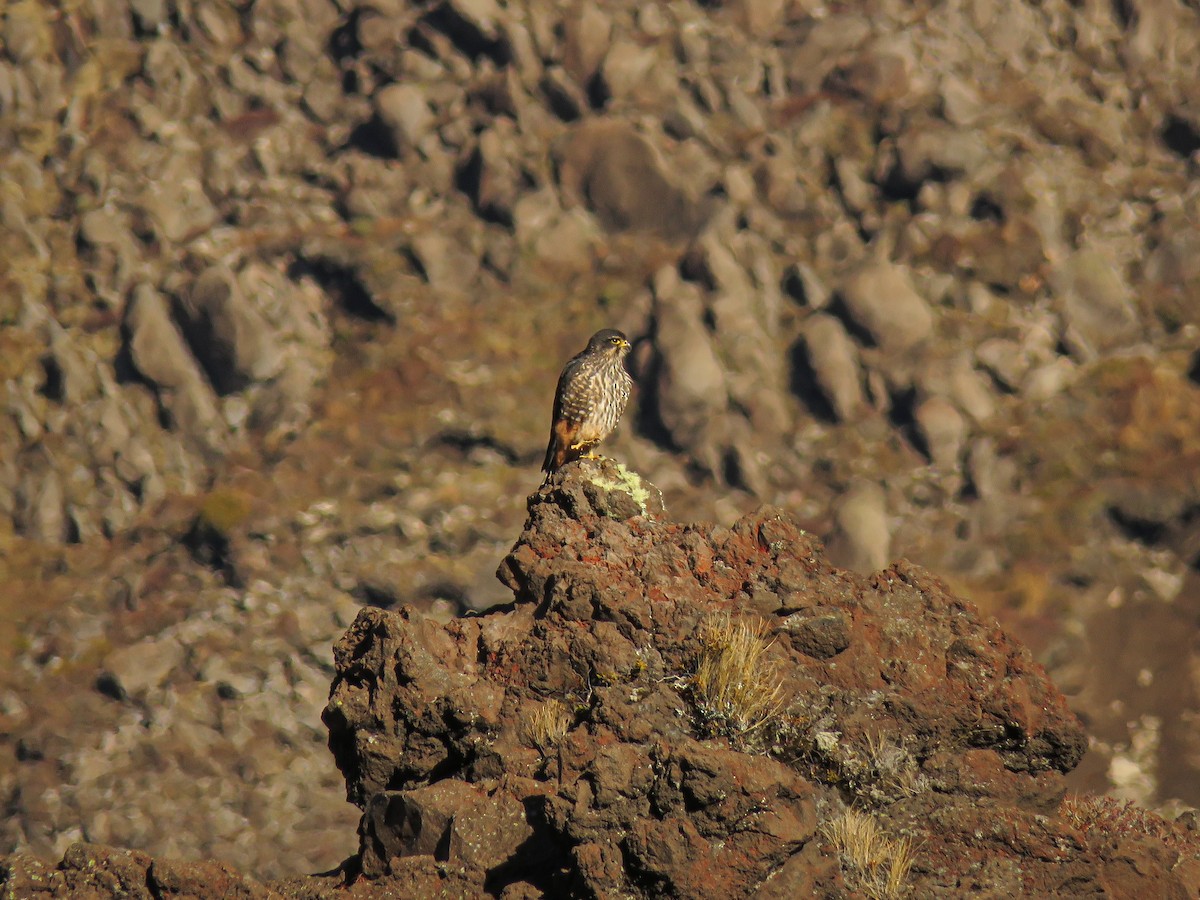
left=592, top=359, right=631, bottom=433
left=561, top=356, right=628, bottom=443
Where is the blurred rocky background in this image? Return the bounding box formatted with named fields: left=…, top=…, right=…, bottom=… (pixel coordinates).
left=0, top=0, right=1198, bottom=882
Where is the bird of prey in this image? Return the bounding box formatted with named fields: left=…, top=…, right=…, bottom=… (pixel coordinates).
left=542, top=329, right=633, bottom=474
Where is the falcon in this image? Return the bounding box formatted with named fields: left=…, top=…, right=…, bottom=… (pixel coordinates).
left=541, top=329, right=633, bottom=474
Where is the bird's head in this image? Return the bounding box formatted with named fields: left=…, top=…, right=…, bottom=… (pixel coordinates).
left=588, top=329, right=631, bottom=356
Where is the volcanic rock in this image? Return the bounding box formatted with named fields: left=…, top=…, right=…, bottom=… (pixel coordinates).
left=317, top=462, right=1117, bottom=897
left=2, top=0, right=1200, bottom=890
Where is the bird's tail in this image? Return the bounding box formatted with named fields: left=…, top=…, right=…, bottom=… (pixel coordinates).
left=541, top=433, right=558, bottom=474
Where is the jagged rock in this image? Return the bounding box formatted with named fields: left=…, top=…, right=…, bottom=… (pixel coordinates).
left=915, top=394, right=966, bottom=471
left=531, top=458, right=667, bottom=522
left=3, top=0, right=1200, bottom=887
left=539, top=65, right=588, bottom=120
left=782, top=12, right=871, bottom=94
left=122, top=284, right=224, bottom=445
left=975, top=336, right=1029, bottom=391
left=891, top=118, right=990, bottom=191
left=1055, top=247, right=1140, bottom=359
left=16, top=466, right=66, bottom=543
left=135, top=143, right=219, bottom=243
left=460, top=123, right=521, bottom=223
left=359, top=781, right=533, bottom=880
left=598, top=40, right=664, bottom=105
left=40, top=325, right=97, bottom=406
left=441, top=0, right=505, bottom=50
left=322, top=465, right=1097, bottom=897
left=730, top=0, right=786, bottom=38
left=1023, top=357, right=1077, bottom=401
left=784, top=262, right=832, bottom=310
left=177, top=267, right=284, bottom=395
left=946, top=355, right=996, bottom=423
left=0, top=843, right=271, bottom=899
left=781, top=607, right=852, bottom=660
left=648, top=281, right=729, bottom=469
left=99, top=635, right=186, bottom=700
left=374, top=83, right=434, bottom=156
left=408, top=231, right=481, bottom=293
left=562, top=5, right=611, bottom=86
left=686, top=226, right=793, bottom=439
left=1145, top=203, right=1200, bottom=306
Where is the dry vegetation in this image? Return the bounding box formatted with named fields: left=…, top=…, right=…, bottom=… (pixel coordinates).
left=523, top=698, right=572, bottom=753
left=822, top=807, right=918, bottom=900
left=688, top=614, right=785, bottom=744
left=791, top=725, right=929, bottom=806
left=1061, top=795, right=1200, bottom=855
left=854, top=731, right=929, bottom=804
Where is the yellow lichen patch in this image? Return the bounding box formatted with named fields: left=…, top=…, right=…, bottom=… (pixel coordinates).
left=588, top=462, right=656, bottom=517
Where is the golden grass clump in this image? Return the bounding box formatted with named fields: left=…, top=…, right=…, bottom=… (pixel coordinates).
left=690, top=614, right=785, bottom=742
left=822, top=807, right=917, bottom=899
left=523, top=698, right=572, bottom=753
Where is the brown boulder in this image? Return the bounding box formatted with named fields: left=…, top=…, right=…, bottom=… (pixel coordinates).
left=555, top=119, right=712, bottom=238
left=359, top=780, right=534, bottom=880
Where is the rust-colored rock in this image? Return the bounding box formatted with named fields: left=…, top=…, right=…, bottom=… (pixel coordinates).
left=0, top=843, right=271, bottom=899
left=4, top=0, right=1200, bottom=890
left=314, top=462, right=1180, bottom=898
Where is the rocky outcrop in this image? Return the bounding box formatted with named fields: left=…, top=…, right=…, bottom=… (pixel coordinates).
left=314, top=462, right=1195, bottom=898
left=4, top=463, right=1199, bottom=896
left=2, top=0, right=1200, bottom=884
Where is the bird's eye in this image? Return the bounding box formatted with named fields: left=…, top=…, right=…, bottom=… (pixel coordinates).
left=610, top=337, right=620, bottom=344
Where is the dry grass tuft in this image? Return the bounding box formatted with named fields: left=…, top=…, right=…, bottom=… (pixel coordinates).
left=523, top=698, right=572, bottom=753
left=797, top=727, right=928, bottom=805
left=859, top=731, right=928, bottom=801
left=689, top=614, right=785, bottom=743
left=822, top=807, right=917, bottom=899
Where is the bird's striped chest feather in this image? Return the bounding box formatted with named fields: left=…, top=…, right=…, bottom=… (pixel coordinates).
left=560, top=355, right=631, bottom=435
